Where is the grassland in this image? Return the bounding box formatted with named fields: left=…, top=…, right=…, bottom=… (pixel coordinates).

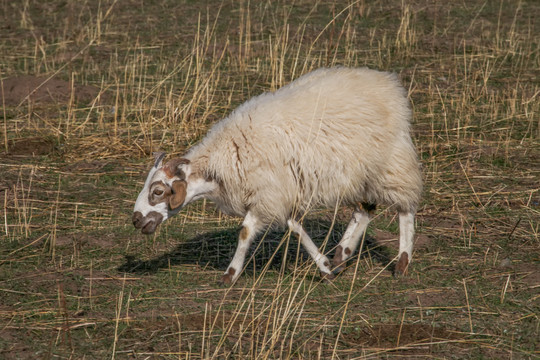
left=1, top=0, right=538, bottom=358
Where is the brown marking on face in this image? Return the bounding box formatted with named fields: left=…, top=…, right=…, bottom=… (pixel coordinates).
left=163, top=158, right=190, bottom=178
left=323, top=261, right=330, bottom=267
left=228, top=267, right=236, bottom=276
left=148, top=181, right=172, bottom=206
left=394, top=252, right=409, bottom=276
left=239, top=226, right=249, bottom=241
left=344, top=247, right=352, bottom=256
left=169, top=180, right=187, bottom=210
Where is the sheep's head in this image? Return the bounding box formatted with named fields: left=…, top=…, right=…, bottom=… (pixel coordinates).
left=132, top=152, right=216, bottom=234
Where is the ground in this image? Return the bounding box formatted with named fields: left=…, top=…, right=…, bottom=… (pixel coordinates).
left=0, top=0, right=538, bottom=359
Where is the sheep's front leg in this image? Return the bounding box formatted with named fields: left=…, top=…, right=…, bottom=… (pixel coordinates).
left=332, top=208, right=371, bottom=273
left=395, top=211, right=415, bottom=276
left=221, top=212, right=261, bottom=285
left=287, top=219, right=334, bottom=280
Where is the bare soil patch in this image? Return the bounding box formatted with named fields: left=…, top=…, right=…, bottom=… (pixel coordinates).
left=5, top=136, right=56, bottom=156
left=55, top=233, right=119, bottom=250
left=407, top=287, right=462, bottom=308
left=342, top=323, right=462, bottom=348
left=1, top=75, right=106, bottom=106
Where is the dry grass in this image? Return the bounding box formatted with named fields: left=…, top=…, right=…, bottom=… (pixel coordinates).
left=1, top=0, right=539, bottom=359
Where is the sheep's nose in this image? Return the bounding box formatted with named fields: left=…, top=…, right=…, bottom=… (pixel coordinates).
left=139, top=211, right=164, bottom=235
left=132, top=211, right=143, bottom=229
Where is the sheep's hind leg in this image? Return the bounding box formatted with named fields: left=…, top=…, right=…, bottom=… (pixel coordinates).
left=287, top=219, right=334, bottom=281
left=395, top=211, right=415, bottom=276
left=332, top=207, right=371, bottom=273
left=221, top=212, right=262, bottom=285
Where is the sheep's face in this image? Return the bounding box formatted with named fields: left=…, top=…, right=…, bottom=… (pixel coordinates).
left=132, top=153, right=217, bottom=235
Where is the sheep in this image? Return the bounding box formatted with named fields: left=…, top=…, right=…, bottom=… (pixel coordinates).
left=132, top=67, right=422, bottom=285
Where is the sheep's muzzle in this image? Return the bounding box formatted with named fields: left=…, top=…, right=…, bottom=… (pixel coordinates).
left=132, top=211, right=163, bottom=234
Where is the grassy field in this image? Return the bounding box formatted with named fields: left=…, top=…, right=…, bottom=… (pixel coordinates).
left=1, top=0, right=538, bottom=358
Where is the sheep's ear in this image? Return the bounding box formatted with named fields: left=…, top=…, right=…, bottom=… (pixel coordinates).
left=169, top=180, right=187, bottom=210
left=163, top=158, right=190, bottom=178
left=153, top=152, right=167, bottom=168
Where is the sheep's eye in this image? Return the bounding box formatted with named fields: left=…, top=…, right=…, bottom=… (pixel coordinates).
left=153, top=188, right=164, bottom=196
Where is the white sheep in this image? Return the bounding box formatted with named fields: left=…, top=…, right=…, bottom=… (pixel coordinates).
left=132, top=67, right=422, bottom=284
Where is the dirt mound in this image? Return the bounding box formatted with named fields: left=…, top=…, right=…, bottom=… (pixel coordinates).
left=0, top=75, right=106, bottom=106
left=6, top=136, right=57, bottom=156
left=342, top=323, right=462, bottom=348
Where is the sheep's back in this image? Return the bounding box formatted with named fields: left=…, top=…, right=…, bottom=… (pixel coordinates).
left=193, top=67, right=421, bottom=225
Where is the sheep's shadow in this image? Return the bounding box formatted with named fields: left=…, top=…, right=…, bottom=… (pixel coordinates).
left=118, top=219, right=394, bottom=276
